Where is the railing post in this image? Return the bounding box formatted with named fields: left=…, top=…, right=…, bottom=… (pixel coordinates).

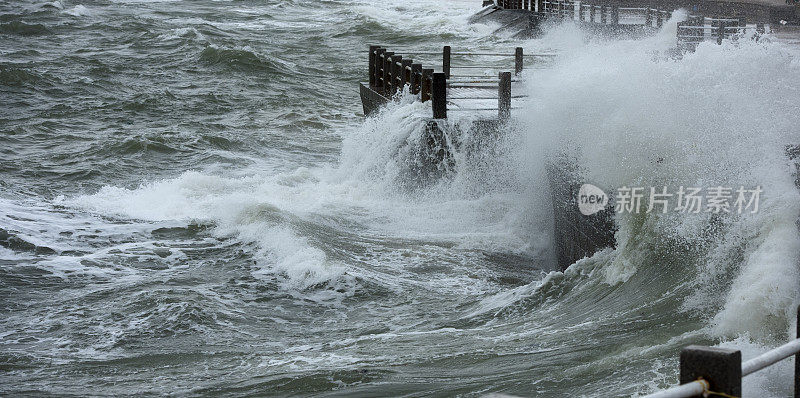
left=421, top=68, right=433, bottom=102
left=716, top=20, right=724, bottom=45
left=578, top=3, right=584, bottom=21
left=431, top=72, right=447, bottom=119
left=656, top=10, right=663, bottom=28
left=382, top=51, right=394, bottom=95
left=515, top=47, right=524, bottom=75
left=612, top=5, right=619, bottom=25
left=498, top=71, right=511, bottom=121
left=600, top=5, right=606, bottom=24
left=795, top=305, right=799, bottom=398
left=680, top=346, right=741, bottom=397
left=369, top=45, right=378, bottom=87
left=442, top=45, right=451, bottom=79
left=410, top=63, right=422, bottom=95
left=645, top=8, right=652, bottom=26
left=536, top=0, right=543, bottom=12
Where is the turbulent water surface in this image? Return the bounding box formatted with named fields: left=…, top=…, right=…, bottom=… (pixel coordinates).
left=2, top=0, right=800, bottom=396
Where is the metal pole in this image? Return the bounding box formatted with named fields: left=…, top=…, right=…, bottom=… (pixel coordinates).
left=680, top=346, right=741, bottom=397
left=432, top=72, right=447, bottom=119
left=443, top=45, right=451, bottom=78
left=515, top=47, right=524, bottom=75
left=498, top=71, right=511, bottom=121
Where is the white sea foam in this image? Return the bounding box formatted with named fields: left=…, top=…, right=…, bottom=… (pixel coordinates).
left=515, top=18, right=800, bottom=343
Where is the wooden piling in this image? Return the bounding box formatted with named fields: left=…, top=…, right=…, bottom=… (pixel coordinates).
left=716, top=20, right=724, bottom=45
left=590, top=3, right=595, bottom=23
left=432, top=72, right=447, bottom=119
left=401, top=59, right=413, bottom=91
left=443, top=45, right=451, bottom=79
left=382, top=52, right=394, bottom=95
left=410, top=63, right=422, bottom=95
left=421, top=68, right=433, bottom=102
left=374, top=48, right=385, bottom=89
left=498, top=71, right=511, bottom=121
left=515, top=47, right=524, bottom=75
left=369, top=45, right=378, bottom=87
left=601, top=5, right=606, bottom=24
left=645, top=8, right=652, bottom=26
left=612, top=5, right=619, bottom=25
left=391, top=55, right=403, bottom=93
left=656, top=10, right=662, bottom=28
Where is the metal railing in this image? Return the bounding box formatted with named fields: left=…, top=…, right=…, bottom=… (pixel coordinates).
left=643, top=305, right=800, bottom=398
left=677, top=16, right=769, bottom=50
left=491, top=0, right=672, bottom=28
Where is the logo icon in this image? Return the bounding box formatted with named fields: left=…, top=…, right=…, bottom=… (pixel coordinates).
left=578, top=184, right=608, bottom=215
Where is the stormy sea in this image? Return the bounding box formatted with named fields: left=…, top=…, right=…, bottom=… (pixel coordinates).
left=1, top=0, right=799, bottom=396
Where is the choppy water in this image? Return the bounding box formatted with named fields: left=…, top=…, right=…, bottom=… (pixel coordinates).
left=2, top=0, right=799, bottom=396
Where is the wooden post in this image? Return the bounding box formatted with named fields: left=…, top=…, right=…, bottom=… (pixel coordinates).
left=600, top=5, right=606, bottom=24
left=369, top=45, right=378, bottom=87
left=645, top=8, right=652, bottom=26
left=391, top=55, right=402, bottom=93
left=442, top=45, right=451, bottom=79
left=382, top=52, right=394, bottom=94
left=515, top=47, right=524, bottom=75
left=498, top=71, right=511, bottom=121
left=524, top=0, right=529, bottom=10
left=421, top=68, right=433, bottom=102
left=374, top=48, right=385, bottom=89
left=431, top=72, right=447, bottom=119
left=400, top=59, right=412, bottom=91
left=590, top=3, right=595, bottom=22
left=680, top=346, right=741, bottom=397
left=656, top=10, right=662, bottom=28
left=578, top=3, right=584, bottom=21
left=716, top=20, right=724, bottom=45
left=612, top=5, right=619, bottom=25
left=410, top=63, right=422, bottom=95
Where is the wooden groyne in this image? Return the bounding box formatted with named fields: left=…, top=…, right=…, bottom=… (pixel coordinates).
left=361, top=45, right=555, bottom=120
left=360, top=45, right=618, bottom=271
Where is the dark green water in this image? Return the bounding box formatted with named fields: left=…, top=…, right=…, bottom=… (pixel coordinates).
left=2, top=0, right=799, bottom=396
